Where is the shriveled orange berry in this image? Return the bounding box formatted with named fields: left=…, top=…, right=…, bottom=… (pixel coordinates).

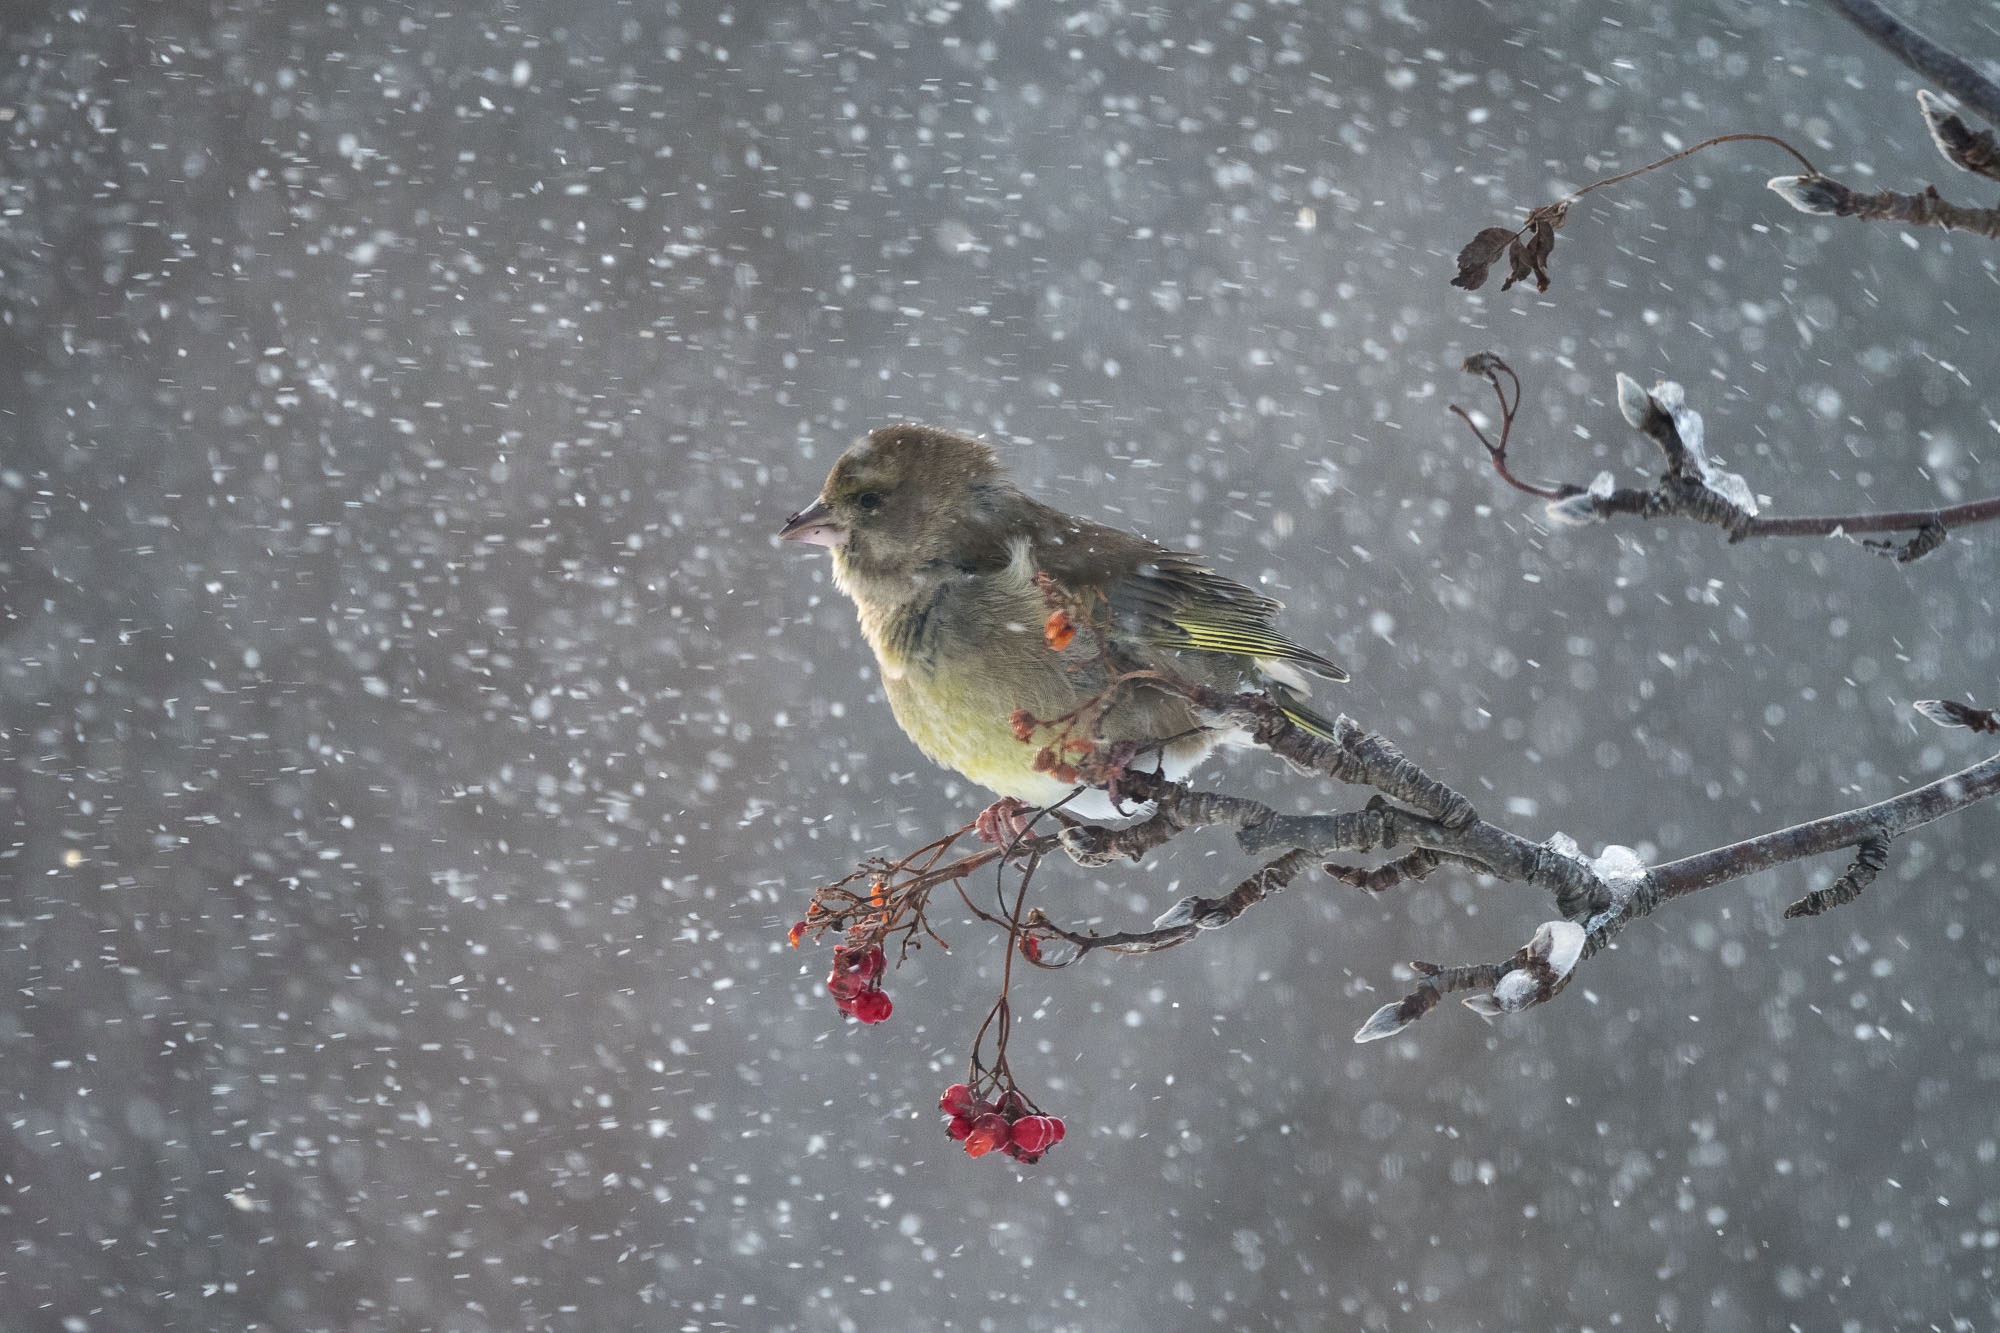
left=963, top=1112, right=1011, bottom=1158
left=1043, top=608, right=1076, bottom=651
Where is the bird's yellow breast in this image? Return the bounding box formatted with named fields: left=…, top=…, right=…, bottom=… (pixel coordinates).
left=841, top=542, right=1058, bottom=799
left=837, top=534, right=1212, bottom=806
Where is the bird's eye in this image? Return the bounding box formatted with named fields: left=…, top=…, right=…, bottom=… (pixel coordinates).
left=855, top=491, right=884, bottom=511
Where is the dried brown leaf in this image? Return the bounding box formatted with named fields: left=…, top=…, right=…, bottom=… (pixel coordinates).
left=1451, top=226, right=1519, bottom=291
left=1503, top=202, right=1568, bottom=292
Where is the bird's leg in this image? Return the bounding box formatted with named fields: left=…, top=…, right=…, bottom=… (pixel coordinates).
left=1094, top=739, right=1158, bottom=813
left=974, top=796, right=1039, bottom=853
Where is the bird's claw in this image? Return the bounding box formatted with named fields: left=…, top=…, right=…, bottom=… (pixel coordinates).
left=974, top=797, right=1038, bottom=855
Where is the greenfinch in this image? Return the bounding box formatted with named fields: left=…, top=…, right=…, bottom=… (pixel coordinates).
left=780, top=424, right=1346, bottom=821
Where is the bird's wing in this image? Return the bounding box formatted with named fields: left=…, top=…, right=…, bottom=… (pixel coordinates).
left=1024, top=507, right=1348, bottom=686
left=1123, top=552, right=1349, bottom=685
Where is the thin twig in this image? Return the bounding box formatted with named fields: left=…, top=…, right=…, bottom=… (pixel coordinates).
left=1769, top=174, right=2000, bottom=238
left=1572, top=132, right=1819, bottom=196
left=1647, top=750, right=2000, bottom=904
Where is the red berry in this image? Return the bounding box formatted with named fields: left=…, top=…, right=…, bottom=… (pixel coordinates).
left=1019, top=935, right=1043, bottom=964
left=826, top=970, right=866, bottom=1001
left=858, top=946, right=886, bottom=981
left=1010, top=1115, right=1057, bottom=1154
left=939, top=1083, right=977, bottom=1118
left=848, top=990, right=893, bottom=1024
left=945, top=1114, right=974, bottom=1142
left=963, top=1112, right=1011, bottom=1158
left=1046, top=1116, right=1065, bottom=1143
left=996, top=1089, right=1031, bottom=1121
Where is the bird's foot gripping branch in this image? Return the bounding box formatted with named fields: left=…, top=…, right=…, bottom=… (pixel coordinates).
left=792, top=696, right=2000, bottom=1163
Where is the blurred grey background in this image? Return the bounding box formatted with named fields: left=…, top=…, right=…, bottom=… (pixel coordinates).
left=4, top=0, right=1998, bottom=1328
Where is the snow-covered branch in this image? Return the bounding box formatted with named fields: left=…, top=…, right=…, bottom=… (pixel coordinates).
left=1010, top=702, right=2000, bottom=1042
left=1456, top=356, right=2000, bottom=563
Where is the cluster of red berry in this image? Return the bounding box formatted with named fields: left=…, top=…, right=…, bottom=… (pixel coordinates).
left=826, top=943, right=892, bottom=1024
left=939, top=1083, right=1065, bottom=1164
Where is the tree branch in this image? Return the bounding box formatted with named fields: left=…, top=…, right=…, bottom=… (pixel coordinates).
left=1768, top=173, right=2000, bottom=238
left=1036, top=704, right=2000, bottom=1039
left=800, top=695, right=2000, bottom=1055
left=1818, top=0, right=2000, bottom=128
left=1352, top=728, right=2000, bottom=1040
left=1646, top=749, right=2000, bottom=905
left=1918, top=90, right=2000, bottom=182
left=1456, top=356, right=2000, bottom=562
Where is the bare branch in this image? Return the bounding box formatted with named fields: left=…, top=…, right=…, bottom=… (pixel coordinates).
left=1818, top=0, right=2000, bottom=128
left=1452, top=135, right=1819, bottom=293
left=1151, top=849, right=1317, bottom=932
left=1456, top=357, right=2000, bottom=562
left=1647, top=748, right=2000, bottom=906
left=1325, top=847, right=1488, bottom=894
left=1768, top=173, right=2000, bottom=238
left=1358, top=921, right=1586, bottom=1042
left=1784, top=836, right=1891, bottom=919
left=1915, top=698, right=2000, bottom=734
left=1342, top=737, right=2000, bottom=1039
left=1452, top=354, right=1573, bottom=501
left=800, top=696, right=2000, bottom=1052
left=1918, top=90, right=2000, bottom=181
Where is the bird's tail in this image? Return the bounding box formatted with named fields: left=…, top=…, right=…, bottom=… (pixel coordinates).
left=1277, top=698, right=1341, bottom=742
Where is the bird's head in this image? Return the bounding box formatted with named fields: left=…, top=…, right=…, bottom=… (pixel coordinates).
left=780, top=424, right=1005, bottom=587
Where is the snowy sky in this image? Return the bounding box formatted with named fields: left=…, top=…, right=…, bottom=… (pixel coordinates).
left=5, top=1, right=1999, bottom=1327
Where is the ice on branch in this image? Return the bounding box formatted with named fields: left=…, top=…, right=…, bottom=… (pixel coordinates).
left=1353, top=1001, right=1414, bottom=1044
left=1914, top=699, right=1959, bottom=728
left=1914, top=698, right=2000, bottom=733
left=1655, top=381, right=1754, bottom=514
left=1545, top=471, right=1616, bottom=528
left=1151, top=897, right=1201, bottom=931
left=1767, top=174, right=1843, bottom=215
left=1488, top=969, right=1542, bottom=1012
left=1535, top=919, right=1587, bottom=979
left=1585, top=843, right=1649, bottom=927
left=1615, top=372, right=1654, bottom=430
left=1464, top=920, right=1587, bottom=1017
left=1664, top=385, right=1758, bottom=515
left=1632, top=376, right=1758, bottom=516
left=1917, top=90, right=2000, bottom=182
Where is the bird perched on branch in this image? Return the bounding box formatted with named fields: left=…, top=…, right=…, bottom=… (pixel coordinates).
left=780, top=424, right=1346, bottom=826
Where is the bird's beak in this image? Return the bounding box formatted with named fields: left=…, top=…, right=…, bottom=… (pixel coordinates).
left=779, top=498, right=847, bottom=548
